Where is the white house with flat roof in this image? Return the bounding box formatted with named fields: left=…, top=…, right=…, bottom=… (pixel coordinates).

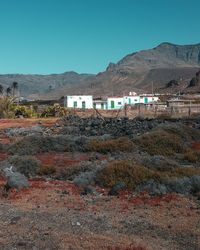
left=106, top=96, right=124, bottom=109
left=64, top=95, right=93, bottom=109
left=139, top=95, right=159, bottom=104
left=124, top=95, right=140, bottom=105
left=93, top=99, right=107, bottom=110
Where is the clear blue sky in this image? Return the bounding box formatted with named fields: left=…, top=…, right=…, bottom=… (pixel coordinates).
left=0, top=0, right=199, bottom=75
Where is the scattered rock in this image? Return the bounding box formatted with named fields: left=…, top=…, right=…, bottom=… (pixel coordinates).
left=81, top=185, right=101, bottom=196
left=108, top=182, right=126, bottom=196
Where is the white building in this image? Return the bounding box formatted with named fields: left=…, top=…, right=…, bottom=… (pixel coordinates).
left=124, top=95, right=140, bottom=105
left=93, top=99, right=107, bottom=110
left=107, top=96, right=124, bottom=109
left=139, top=95, right=159, bottom=104
left=64, top=95, right=93, bottom=109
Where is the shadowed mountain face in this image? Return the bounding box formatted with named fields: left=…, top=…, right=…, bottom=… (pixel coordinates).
left=1, top=43, right=200, bottom=99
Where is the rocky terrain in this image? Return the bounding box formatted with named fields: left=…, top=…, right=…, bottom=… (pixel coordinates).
left=0, top=42, right=200, bottom=99
left=0, top=116, right=200, bottom=249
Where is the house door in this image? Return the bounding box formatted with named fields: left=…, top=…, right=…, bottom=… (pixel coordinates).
left=82, top=101, right=86, bottom=109
left=144, top=97, right=148, bottom=104
left=73, top=101, right=77, bottom=108
left=101, top=103, right=104, bottom=109
left=129, top=98, right=131, bottom=104
left=111, top=101, right=114, bottom=109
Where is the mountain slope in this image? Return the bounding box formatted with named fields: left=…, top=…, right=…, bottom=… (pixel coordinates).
left=1, top=42, right=200, bottom=99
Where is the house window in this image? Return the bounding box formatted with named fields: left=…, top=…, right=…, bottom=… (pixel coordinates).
left=134, top=99, right=137, bottom=102
left=118, top=102, right=122, bottom=105
left=73, top=101, right=77, bottom=108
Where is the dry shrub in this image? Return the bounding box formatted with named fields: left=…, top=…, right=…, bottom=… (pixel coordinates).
left=9, top=155, right=41, bottom=177
left=183, top=151, right=200, bottom=163
left=87, top=137, right=134, bottom=153
left=134, top=131, right=187, bottom=156
left=97, top=161, right=200, bottom=190
left=165, top=125, right=200, bottom=142
left=97, top=161, right=161, bottom=189
left=56, top=164, right=93, bottom=181
left=36, top=165, right=56, bottom=175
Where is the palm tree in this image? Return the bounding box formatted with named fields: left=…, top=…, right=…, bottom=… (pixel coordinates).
left=6, top=87, right=11, bottom=97
left=0, top=85, right=3, bottom=96
left=12, top=82, right=18, bottom=97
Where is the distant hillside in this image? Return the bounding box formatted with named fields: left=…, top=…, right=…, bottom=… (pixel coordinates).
left=0, top=42, right=200, bottom=99
left=0, top=72, right=94, bottom=98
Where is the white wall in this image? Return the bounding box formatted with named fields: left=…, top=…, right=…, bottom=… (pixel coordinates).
left=124, top=96, right=140, bottom=104
left=94, top=102, right=107, bottom=110
left=65, top=96, right=93, bottom=109
left=107, top=97, right=124, bottom=109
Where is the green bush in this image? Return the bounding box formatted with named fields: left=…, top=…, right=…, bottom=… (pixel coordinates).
left=40, top=105, right=69, bottom=118
left=14, top=105, right=37, bottom=118
left=0, top=96, right=16, bottom=118
left=87, top=137, right=135, bottom=153
left=134, top=131, right=187, bottom=156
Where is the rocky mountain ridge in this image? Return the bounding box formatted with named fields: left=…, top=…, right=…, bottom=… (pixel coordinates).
left=1, top=42, right=200, bottom=99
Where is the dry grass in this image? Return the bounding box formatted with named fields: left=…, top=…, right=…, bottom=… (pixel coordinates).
left=87, top=137, right=135, bottom=153
left=134, top=131, right=187, bottom=156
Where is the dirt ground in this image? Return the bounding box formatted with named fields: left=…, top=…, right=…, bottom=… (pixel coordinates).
left=0, top=118, right=200, bottom=250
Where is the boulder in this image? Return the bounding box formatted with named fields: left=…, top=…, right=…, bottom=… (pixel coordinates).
left=5, top=172, right=30, bottom=190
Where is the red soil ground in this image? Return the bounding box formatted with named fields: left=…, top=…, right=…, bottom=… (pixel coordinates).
left=0, top=118, right=60, bottom=129
left=0, top=118, right=200, bottom=249
left=0, top=176, right=200, bottom=249
left=35, top=152, right=90, bottom=168
left=191, top=142, right=200, bottom=152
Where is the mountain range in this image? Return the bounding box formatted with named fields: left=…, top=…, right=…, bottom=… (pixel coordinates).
left=1, top=42, right=200, bottom=99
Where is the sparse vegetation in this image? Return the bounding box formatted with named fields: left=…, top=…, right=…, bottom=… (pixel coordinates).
left=14, top=105, right=37, bottom=118
left=87, top=137, right=135, bottom=153
left=40, top=105, right=69, bottom=117
left=0, top=96, right=16, bottom=118
left=183, top=151, right=200, bottom=163
left=9, top=155, right=41, bottom=177
left=96, top=161, right=161, bottom=189
left=36, top=165, right=56, bottom=175
left=97, top=160, right=200, bottom=190
left=134, top=131, right=187, bottom=156
left=56, top=164, right=93, bottom=181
